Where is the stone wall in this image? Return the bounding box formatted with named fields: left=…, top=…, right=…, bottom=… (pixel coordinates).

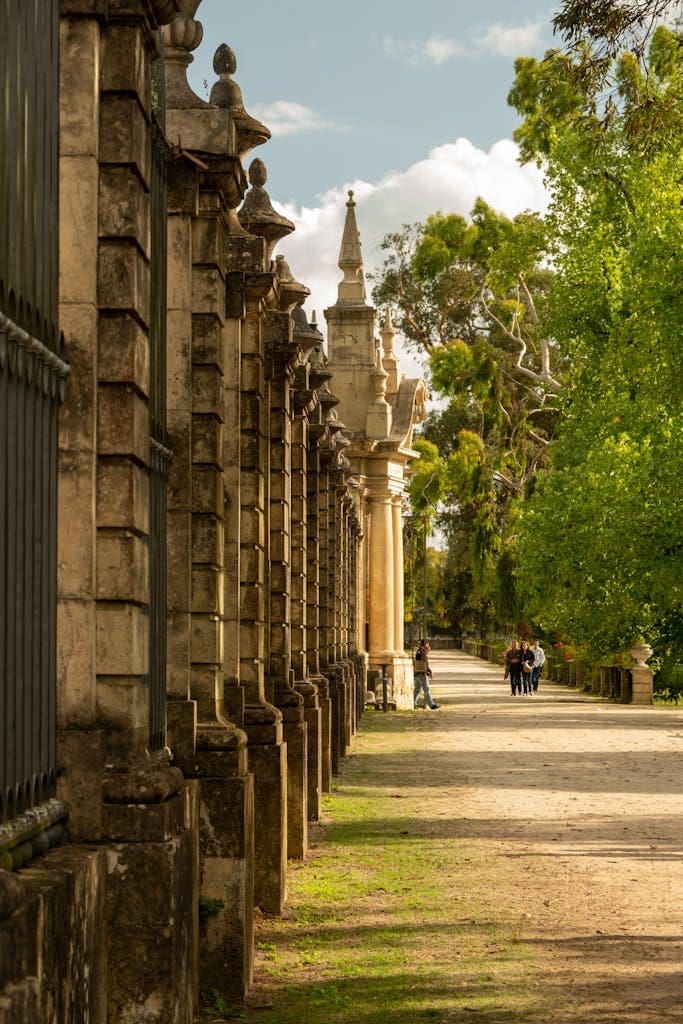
left=1, top=2, right=370, bottom=1021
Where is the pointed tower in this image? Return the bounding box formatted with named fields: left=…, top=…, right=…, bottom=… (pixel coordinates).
left=323, top=193, right=429, bottom=709
left=325, top=191, right=390, bottom=438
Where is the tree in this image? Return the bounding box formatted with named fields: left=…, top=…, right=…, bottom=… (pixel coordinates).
left=510, top=24, right=683, bottom=657
left=374, top=200, right=564, bottom=547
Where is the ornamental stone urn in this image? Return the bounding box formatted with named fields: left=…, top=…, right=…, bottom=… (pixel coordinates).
left=629, top=641, right=654, bottom=705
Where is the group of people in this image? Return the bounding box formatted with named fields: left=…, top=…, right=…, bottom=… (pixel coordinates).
left=504, top=639, right=545, bottom=696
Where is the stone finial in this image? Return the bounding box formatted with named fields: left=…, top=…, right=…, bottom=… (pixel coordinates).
left=238, top=159, right=294, bottom=260
left=335, top=189, right=367, bottom=305
left=210, top=44, right=271, bottom=158
left=162, top=2, right=207, bottom=109
left=292, top=299, right=324, bottom=356
left=275, top=254, right=309, bottom=313
left=380, top=307, right=401, bottom=394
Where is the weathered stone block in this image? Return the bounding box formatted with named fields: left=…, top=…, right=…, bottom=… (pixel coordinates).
left=247, top=741, right=287, bottom=913
left=96, top=674, right=148, bottom=731
left=60, top=157, right=99, bottom=305
left=167, top=699, right=197, bottom=766
left=199, top=775, right=255, bottom=1003
left=240, top=472, right=264, bottom=508
left=105, top=809, right=197, bottom=1024
left=240, top=394, right=261, bottom=432
left=240, top=508, right=265, bottom=547
left=100, top=22, right=148, bottom=106
left=167, top=311, right=192, bottom=410
left=192, top=516, right=224, bottom=565
left=191, top=615, right=223, bottom=665
left=99, top=95, right=150, bottom=186
left=192, top=266, right=225, bottom=317
left=96, top=604, right=148, bottom=675
left=192, top=313, right=225, bottom=368
left=167, top=425, right=192, bottom=509
left=98, top=240, right=150, bottom=327
left=192, top=566, right=223, bottom=615
left=97, top=459, right=149, bottom=532
left=191, top=466, right=223, bottom=517
left=57, top=600, right=97, bottom=728
left=192, top=365, right=224, bottom=416
left=8, top=847, right=107, bottom=1024
left=240, top=433, right=262, bottom=469
left=57, top=304, right=97, bottom=453
left=99, top=165, right=149, bottom=254
left=58, top=452, right=96, bottom=598
left=60, top=20, right=99, bottom=157
left=191, top=217, right=225, bottom=267
left=96, top=532, right=148, bottom=603
left=97, top=386, right=149, bottom=463
left=192, top=416, right=223, bottom=465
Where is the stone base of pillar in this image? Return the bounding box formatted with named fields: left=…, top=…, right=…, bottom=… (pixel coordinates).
left=244, top=717, right=287, bottom=913
left=369, top=651, right=414, bottom=710
left=104, top=788, right=198, bottom=1024
left=282, top=711, right=308, bottom=859
left=324, top=666, right=346, bottom=774
left=295, top=678, right=322, bottom=822
left=1, top=847, right=108, bottom=1024
left=630, top=665, right=654, bottom=705
left=309, top=675, right=332, bottom=794
left=198, top=774, right=254, bottom=1003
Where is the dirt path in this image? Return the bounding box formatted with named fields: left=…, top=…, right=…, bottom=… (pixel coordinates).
left=233, top=650, right=683, bottom=1024
left=402, top=651, right=683, bottom=1021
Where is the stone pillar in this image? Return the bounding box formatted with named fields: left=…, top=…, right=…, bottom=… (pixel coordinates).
left=367, top=489, right=396, bottom=657
left=239, top=274, right=287, bottom=914
left=267, top=317, right=308, bottom=861
left=292, top=376, right=323, bottom=822
left=392, top=496, right=406, bottom=652
left=163, top=25, right=255, bottom=1002
left=307, top=412, right=332, bottom=795
left=630, top=643, right=654, bottom=705
left=58, top=6, right=197, bottom=1022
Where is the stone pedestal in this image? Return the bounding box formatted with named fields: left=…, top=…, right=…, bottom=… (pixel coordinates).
left=630, top=643, right=654, bottom=705
left=247, top=726, right=288, bottom=913
left=197, top=772, right=254, bottom=1002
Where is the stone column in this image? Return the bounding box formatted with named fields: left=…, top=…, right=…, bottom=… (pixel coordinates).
left=367, top=488, right=396, bottom=657
left=306, top=411, right=332, bottom=795
left=164, top=27, right=256, bottom=1002
left=58, top=6, right=196, bottom=1022
left=630, top=643, right=654, bottom=705
left=239, top=274, right=287, bottom=914
left=392, top=496, right=406, bottom=652
left=267, top=315, right=308, bottom=861
left=292, top=370, right=323, bottom=822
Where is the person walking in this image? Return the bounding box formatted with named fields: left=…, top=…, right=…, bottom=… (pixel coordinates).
left=520, top=640, right=535, bottom=694
left=506, top=640, right=524, bottom=696
left=413, top=638, right=440, bottom=709
left=531, top=639, right=545, bottom=692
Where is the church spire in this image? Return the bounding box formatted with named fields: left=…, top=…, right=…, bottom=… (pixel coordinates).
left=336, top=190, right=367, bottom=304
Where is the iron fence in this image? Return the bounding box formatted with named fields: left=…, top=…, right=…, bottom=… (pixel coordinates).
left=0, top=0, right=63, bottom=824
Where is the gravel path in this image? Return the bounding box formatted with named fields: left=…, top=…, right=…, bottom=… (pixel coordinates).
left=421, top=650, right=683, bottom=1022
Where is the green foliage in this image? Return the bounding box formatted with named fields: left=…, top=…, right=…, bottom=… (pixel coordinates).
left=511, top=22, right=683, bottom=659
left=198, top=895, right=225, bottom=927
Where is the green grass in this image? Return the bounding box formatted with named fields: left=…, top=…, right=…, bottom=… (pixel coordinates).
left=197, top=710, right=538, bottom=1023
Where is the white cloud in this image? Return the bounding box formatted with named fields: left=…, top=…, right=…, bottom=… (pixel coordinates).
left=250, top=100, right=345, bottom=137
left=384, top=18, right=549, bottom=66
left=474, top=20, right=548, bottom=58
left=271, top=137, right=548, bottom=380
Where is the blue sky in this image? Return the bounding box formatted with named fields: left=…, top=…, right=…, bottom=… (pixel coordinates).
left=186, top=1, right=556, bottom=368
